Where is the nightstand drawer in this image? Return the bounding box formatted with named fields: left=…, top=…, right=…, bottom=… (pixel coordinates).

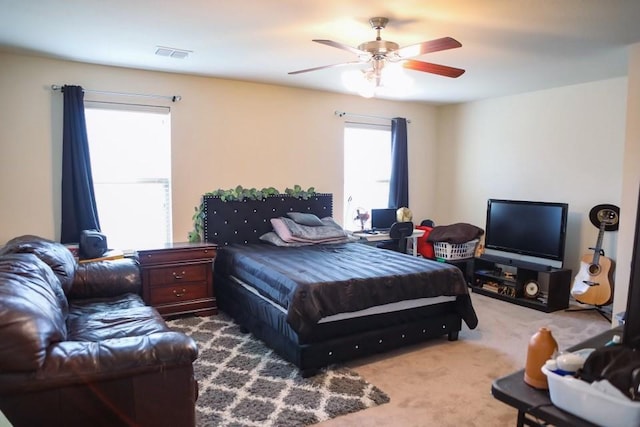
left=149, top=282, right=209, bottom=305
left=148, top=264, right=208, bottom=286
left=139, top=247, right=215, bottom=265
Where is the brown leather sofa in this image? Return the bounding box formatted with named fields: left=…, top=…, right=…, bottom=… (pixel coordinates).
left=0, top=236, right=199, bottom=427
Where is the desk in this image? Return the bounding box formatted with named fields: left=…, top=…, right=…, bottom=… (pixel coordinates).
left=491, top=327, right=622, bottom=427
left=352, top=229, right=425, bottom=256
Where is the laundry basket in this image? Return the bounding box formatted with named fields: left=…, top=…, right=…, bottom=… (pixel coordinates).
left=433, top=239, right=478, bottom=261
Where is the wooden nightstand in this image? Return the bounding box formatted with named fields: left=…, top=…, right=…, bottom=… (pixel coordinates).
left=138, top=242, right=217, bottom=317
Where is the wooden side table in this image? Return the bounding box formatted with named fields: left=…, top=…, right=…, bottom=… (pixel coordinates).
left=138, top=242, right=217, bottom=317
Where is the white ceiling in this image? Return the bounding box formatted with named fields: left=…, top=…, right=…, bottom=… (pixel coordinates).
left=2, top=0, right=640, bottom=104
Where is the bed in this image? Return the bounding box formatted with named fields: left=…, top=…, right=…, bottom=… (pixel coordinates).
left=204, top=193, right=478, bottom=376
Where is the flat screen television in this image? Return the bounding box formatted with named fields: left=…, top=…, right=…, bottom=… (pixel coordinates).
left=484, top=199, right=569, bottom=267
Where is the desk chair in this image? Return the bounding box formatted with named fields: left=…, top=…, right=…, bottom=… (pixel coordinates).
left=376, top=221, right=414, bottom=253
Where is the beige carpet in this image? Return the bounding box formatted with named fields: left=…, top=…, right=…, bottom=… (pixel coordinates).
left=317, top=292, right=612, bottom=427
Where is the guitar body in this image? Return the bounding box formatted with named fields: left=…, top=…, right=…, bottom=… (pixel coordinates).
left=572, top=253, right=615, bottom=306
left=571, top=204, right=619, bottom=307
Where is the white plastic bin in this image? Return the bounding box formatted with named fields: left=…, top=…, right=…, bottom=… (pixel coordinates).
left=542, top=366, right=640, bottom=427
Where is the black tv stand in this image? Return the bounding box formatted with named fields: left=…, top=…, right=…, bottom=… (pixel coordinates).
left=472, top=254, right=571, bottom=312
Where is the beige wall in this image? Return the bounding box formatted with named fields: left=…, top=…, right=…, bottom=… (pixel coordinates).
left=0, top=51, right=438, bottom=245
left=437, top=77, right=629, bottom=315
left=1, top=49, right=637, bottom=314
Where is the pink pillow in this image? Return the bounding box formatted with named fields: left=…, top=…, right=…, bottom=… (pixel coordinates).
left=270, top=218, right=295, bottom=242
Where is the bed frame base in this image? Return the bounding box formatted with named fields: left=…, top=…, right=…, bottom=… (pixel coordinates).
left=216, top=272, right=462, bottom=376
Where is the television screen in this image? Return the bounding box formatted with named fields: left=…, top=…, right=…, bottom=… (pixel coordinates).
left=485, top=199, right=568, bottom=263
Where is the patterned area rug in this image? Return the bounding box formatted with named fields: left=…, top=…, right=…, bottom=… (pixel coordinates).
left=168, top=313, right=390, bottom=427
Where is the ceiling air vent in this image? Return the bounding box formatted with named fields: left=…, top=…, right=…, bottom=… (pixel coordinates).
left=155, top=46, right=191, bottom=59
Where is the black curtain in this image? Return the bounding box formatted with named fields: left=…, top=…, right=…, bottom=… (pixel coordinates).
left=60, top=85, right=101, bottom=243
left=388, top=117, right=408, bottom=209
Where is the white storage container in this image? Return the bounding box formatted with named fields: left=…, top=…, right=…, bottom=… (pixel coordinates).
left=542, top=366, right=640, bottom=427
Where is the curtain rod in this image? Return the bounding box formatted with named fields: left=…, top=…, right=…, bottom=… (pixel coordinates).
left=334, top=110, right=411, bottom=123
left=50, top=85, right=182, bottom=102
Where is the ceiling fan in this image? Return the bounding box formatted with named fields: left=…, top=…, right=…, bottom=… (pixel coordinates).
left=288, top=17, right=465, bottom=81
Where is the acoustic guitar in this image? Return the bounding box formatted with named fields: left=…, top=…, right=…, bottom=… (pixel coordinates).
left=571, top=206, right=618, bottom=306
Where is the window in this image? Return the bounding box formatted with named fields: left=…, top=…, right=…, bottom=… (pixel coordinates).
left=343, top=123, right=391, bottom=230
left=84, top=103, right=172, bottom=250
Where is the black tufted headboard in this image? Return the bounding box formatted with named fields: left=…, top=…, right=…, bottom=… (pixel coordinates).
left=203, top=193, right=333, bottom=246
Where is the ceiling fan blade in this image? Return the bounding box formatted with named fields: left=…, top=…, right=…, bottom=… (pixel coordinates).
left=395, top=36, right=462, bottom=59
left=288, top=60, right=362, bottom=75
left=313, top=39, right=368, bottom=56
left=403, top=60, right=465, bottom=78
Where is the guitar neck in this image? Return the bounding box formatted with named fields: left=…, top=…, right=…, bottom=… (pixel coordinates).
left=592, top=220, right=607, bottom=264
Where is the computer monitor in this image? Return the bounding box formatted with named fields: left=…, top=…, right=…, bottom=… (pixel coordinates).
left=371, top=208, right=397, bottom=231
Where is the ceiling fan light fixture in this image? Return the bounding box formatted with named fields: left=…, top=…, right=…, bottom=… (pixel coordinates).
left=341, top=69, right=376, bottom=98
left=341, top=63, right=412, bottom=98
left=381, top=63, right=413, bottom=89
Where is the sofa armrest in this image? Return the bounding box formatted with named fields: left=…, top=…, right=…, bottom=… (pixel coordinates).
left=0, top=331, right=197, bottom=394
left=69, top=257, right=141, bottom=299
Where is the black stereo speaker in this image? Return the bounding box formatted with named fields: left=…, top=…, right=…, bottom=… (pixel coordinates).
left=79, top=230, right=108, bottom=259
left=537, top=272, right=551, bottom=295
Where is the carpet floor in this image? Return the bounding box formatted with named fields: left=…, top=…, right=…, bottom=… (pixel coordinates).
left=168, top=313, right=390, bottom=427
left=169, top=292, right=612, bottom=426
left=317, top=292, right=613, bottom=426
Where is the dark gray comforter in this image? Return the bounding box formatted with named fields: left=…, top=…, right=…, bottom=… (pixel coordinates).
left=214, top=242, right=478, bottom=336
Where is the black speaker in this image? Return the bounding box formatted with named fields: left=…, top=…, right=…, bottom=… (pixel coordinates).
left=79, top=230, right=108, bottom=259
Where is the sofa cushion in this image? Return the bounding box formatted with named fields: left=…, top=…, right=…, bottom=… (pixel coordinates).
left=67, top=305, right=170, bottom=342
left=68, top=293, right=146, bottom=319
left=0, top=253, right=68, bottom=371
left=0, top=235, right=77, bottom=294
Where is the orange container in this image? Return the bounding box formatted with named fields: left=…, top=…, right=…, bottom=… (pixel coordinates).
left=524, top=327, right=558, bottom=389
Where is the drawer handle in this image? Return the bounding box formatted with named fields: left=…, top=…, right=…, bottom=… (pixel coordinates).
left=173, top=271, right=186, bottom=280
left=173, top=288, right=187, bottom=298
